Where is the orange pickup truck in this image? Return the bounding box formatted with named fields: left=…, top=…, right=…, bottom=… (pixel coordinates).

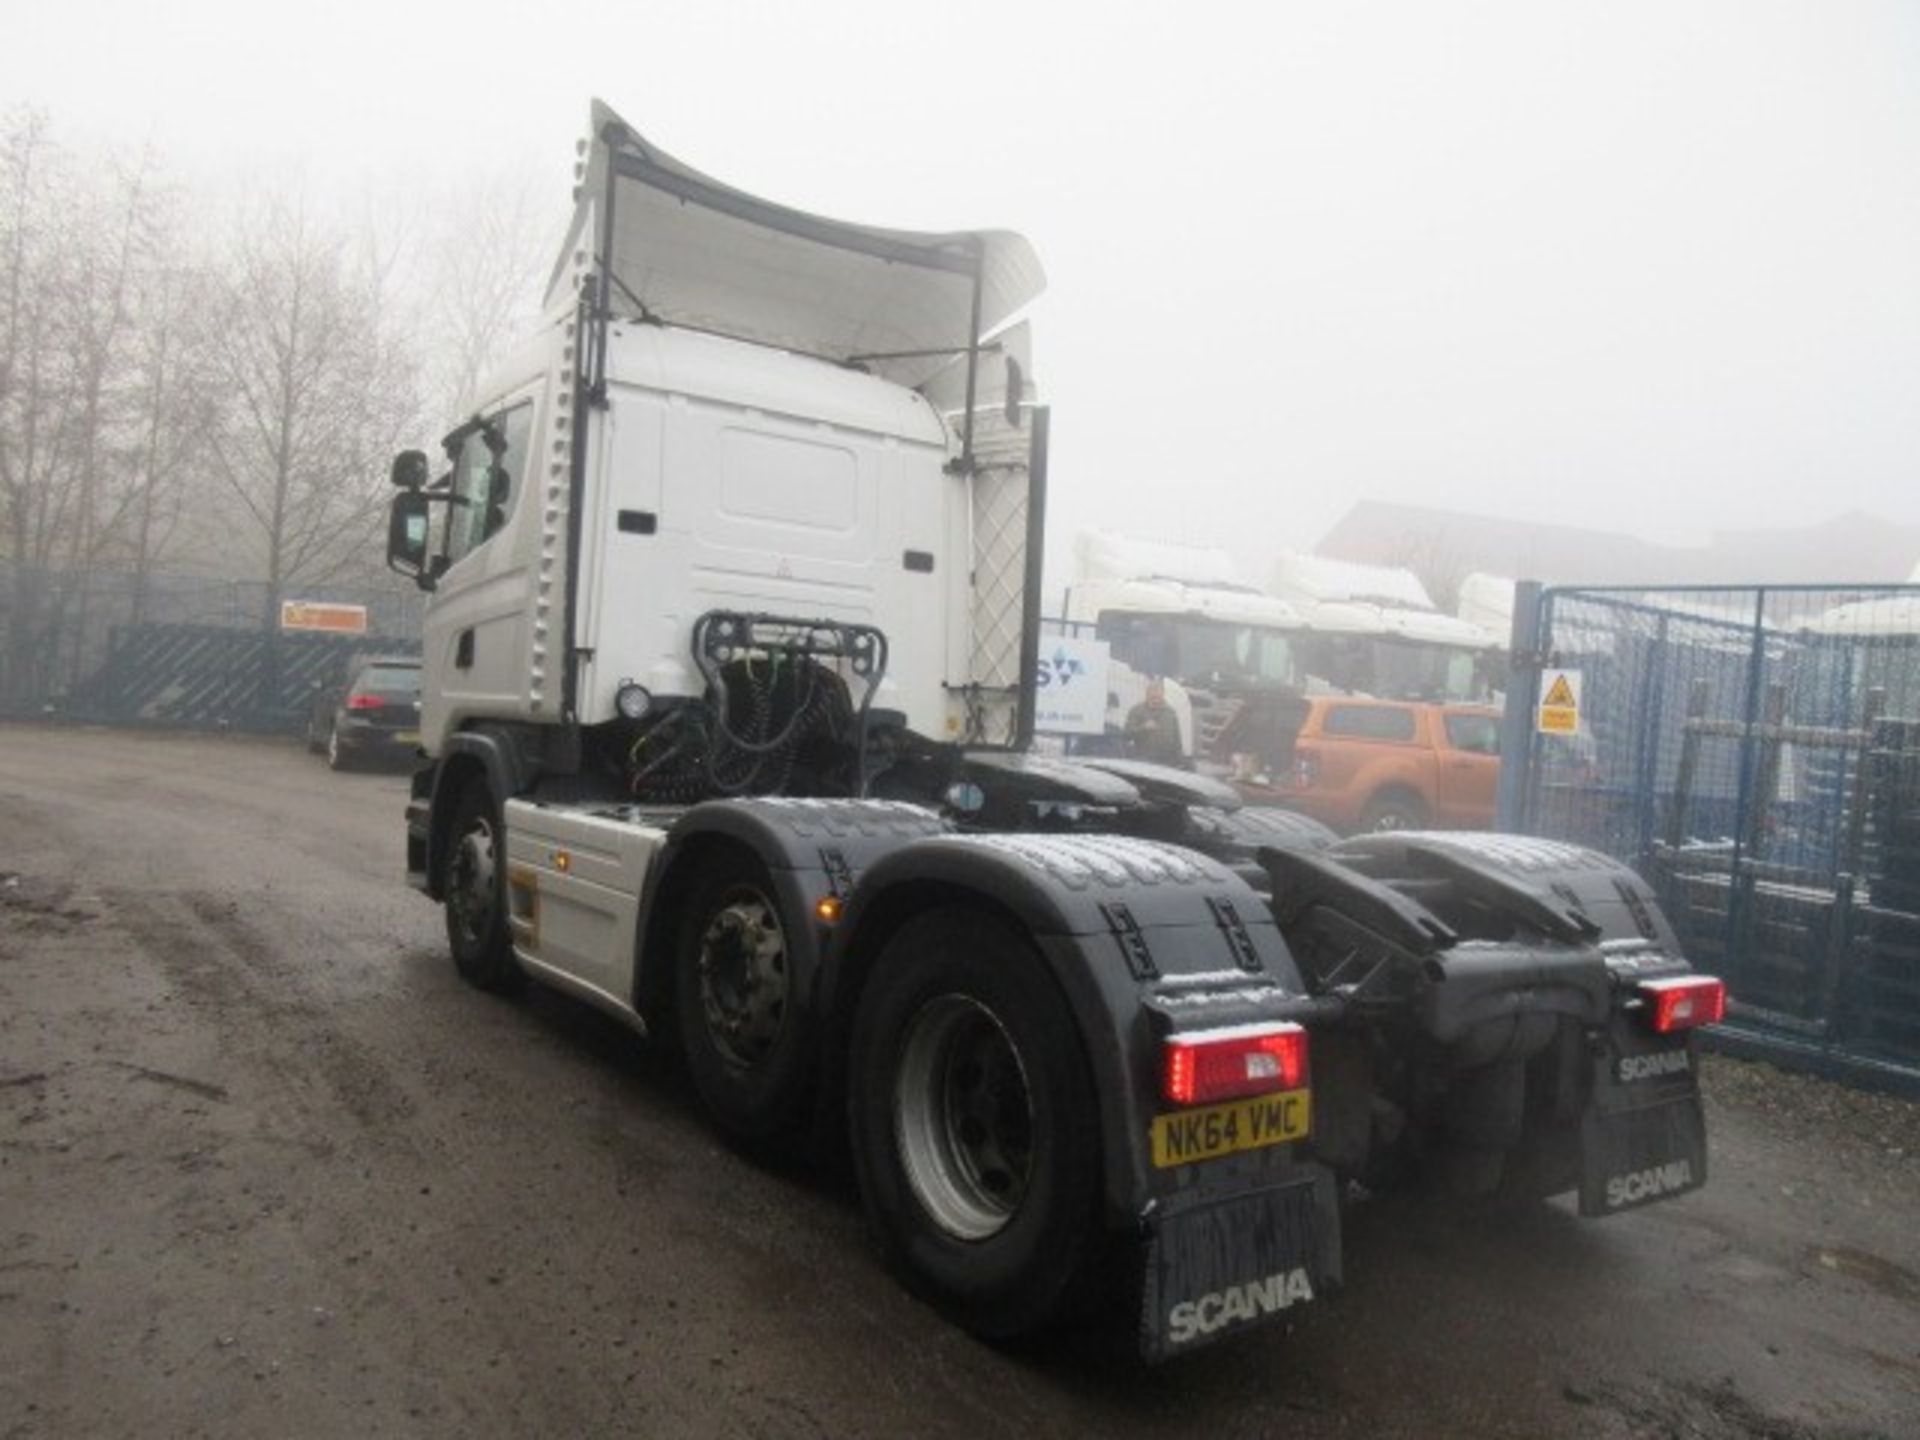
left=1244, top=697, right=1502, bottom=834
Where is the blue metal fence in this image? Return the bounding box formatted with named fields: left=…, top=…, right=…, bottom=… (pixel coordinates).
left=1501, top=583, right=1920, bottom=1094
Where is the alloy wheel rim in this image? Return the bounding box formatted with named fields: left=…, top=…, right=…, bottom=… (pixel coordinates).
left=893, top=994, right=1035, bottom=1241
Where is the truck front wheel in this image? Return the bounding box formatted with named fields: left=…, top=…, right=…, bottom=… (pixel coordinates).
left=848, top=908, right=1101, bottom=1340
left=443, top=780, right=523, bottom=993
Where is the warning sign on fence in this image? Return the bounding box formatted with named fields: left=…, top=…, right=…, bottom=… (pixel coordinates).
left=1537, top=668, right=1582, bottom=735
left=280, top=601, right=369, bottom=635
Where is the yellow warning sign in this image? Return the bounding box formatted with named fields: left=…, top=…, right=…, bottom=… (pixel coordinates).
left=1538, top=668, right=1582, bottom=736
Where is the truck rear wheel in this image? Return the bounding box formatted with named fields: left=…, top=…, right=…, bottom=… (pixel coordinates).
left=443, top=780, right=523, bottom=993
left=675, top=852, right=812, bottom=1147
left=848, top=908, right=1100, bottom=1340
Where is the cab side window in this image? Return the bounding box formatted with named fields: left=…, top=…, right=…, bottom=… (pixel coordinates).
left=443, top=403, right=532, bottom=565
left=1444, top=713, right=1500, bottom=754
left=1323, top=704, right=1417, bottom=742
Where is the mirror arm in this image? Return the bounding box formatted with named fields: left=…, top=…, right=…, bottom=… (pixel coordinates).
left=388, top=554, right=435, bottom=590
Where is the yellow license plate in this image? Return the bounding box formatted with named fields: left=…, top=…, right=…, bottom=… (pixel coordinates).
left=396, top=730, right=420, bottom=746
left=1150, top=1089, right=1312, bottom=1169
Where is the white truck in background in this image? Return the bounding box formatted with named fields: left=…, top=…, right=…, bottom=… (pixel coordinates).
left=384, top=99, right=1725, bottom=1360
left=1063, top=531, right=1308, bottom=771
left=1063, top=536, right=1500, bottom=779
left=1457, top=570, right=1521, bottom=645
left=1267, top=551, right=1501, bottom=703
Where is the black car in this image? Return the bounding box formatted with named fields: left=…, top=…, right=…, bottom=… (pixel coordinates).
left=306, top=656, right=423, bottom=770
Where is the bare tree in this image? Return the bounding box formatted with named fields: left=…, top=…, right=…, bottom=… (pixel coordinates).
left=0, top=114, right=457, bottom=715
left=0, top=111, right=88, bottom=704
left=204, top=192, right=419, bottom=633
left=0, top=113, right=227, bottom=705
left=121, top=255, right=223, bottom=623
left=420, top=167, right=553, bottom=418
left=56, top=147, right=166, bottom=682
left=0, top=115, right=534, bottom=711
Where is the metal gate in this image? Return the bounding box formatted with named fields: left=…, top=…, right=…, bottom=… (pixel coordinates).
left=1499, top=583, right=1920, bottom=1092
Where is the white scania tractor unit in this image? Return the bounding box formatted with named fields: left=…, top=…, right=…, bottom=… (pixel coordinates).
left=1063, top=531, right=1308, bottom=775
left=1267, top=551, right=1502, bottom=702
left=385, top=101, right=1724, bottom=1360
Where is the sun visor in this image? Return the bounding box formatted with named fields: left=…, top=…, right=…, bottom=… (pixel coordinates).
left=545, top=100, right=1045, bottom=393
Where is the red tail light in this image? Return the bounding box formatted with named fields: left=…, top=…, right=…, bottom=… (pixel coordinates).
left=1163, top=1024, right=1308, bottom=1106
left=1639, top=976, right=1726, bottom=1033
left=346, top=694, right=385, bottom=711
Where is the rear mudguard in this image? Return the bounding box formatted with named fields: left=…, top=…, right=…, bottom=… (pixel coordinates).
left=635, top=797, right=950, bottom=1025
left=1328, top=831, right=1683, bottom=951
left=1265, top=831, right=1710, bottom=1209
left=1285, top=832, right=1688, bottom=1052
left=831, top=832, right=1341, bottom=1276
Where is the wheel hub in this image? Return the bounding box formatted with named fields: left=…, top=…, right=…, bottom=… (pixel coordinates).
left=697, top=894, right=788, bottom=1069
left=448, top=819, right=496, bottom=946
left=894, top=994, right=1034, bottom=1241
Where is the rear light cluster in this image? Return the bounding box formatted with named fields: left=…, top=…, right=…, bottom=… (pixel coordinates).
left=1162, top=1023, right=1308, bottom=1106
left=346, top=694, right=385, bottom=711
left=1638, top=975, right=1727, bottom=1033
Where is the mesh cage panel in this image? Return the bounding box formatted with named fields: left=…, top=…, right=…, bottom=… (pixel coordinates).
left=1511, top=584, right=1920, bottom=1078
left=965, top=410, right=1032, bottom=743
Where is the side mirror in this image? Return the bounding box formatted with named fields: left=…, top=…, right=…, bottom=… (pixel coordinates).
left=391, top=449, right=430, bottom=489
left=387, top=490, right=436, bottom=589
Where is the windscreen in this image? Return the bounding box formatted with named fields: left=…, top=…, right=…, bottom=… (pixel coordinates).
left=1299, top=636, right=1491, bottom=703
left=1098, top=614, right=1298, bottom=689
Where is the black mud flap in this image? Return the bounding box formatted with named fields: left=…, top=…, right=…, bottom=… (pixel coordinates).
left=1139, top=1171, right=1341, bottom=1362
left=1578, top=1021, right=1708, bottom=1217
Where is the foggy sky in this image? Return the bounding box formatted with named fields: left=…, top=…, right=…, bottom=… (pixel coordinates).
left=9, top=0, right=1919, bottom=589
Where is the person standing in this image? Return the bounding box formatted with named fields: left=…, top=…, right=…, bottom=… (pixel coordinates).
left=1124, top=677, right=1186, bottom=765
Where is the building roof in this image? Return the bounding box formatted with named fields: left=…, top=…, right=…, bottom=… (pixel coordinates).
left=1317, top=501, right=1920, bottom=588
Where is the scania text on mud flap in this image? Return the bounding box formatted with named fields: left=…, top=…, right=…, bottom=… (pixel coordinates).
left=387, top=100, right=1721, bottom=1360
left=1165, top=1269, right=1316, bottom=1347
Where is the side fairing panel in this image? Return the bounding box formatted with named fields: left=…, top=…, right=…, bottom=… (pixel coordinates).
left=503, top=799, right=668, bottom=1003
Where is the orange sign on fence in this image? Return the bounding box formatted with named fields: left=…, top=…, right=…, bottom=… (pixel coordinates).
left=279, top=600, right=369, bottom=635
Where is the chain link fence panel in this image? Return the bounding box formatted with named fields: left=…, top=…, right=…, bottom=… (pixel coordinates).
left=1503, top=584, right=1920, bottom=1091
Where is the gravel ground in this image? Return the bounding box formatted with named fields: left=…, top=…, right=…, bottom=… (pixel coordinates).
left=2, top=723, right=1917, bottom=1439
